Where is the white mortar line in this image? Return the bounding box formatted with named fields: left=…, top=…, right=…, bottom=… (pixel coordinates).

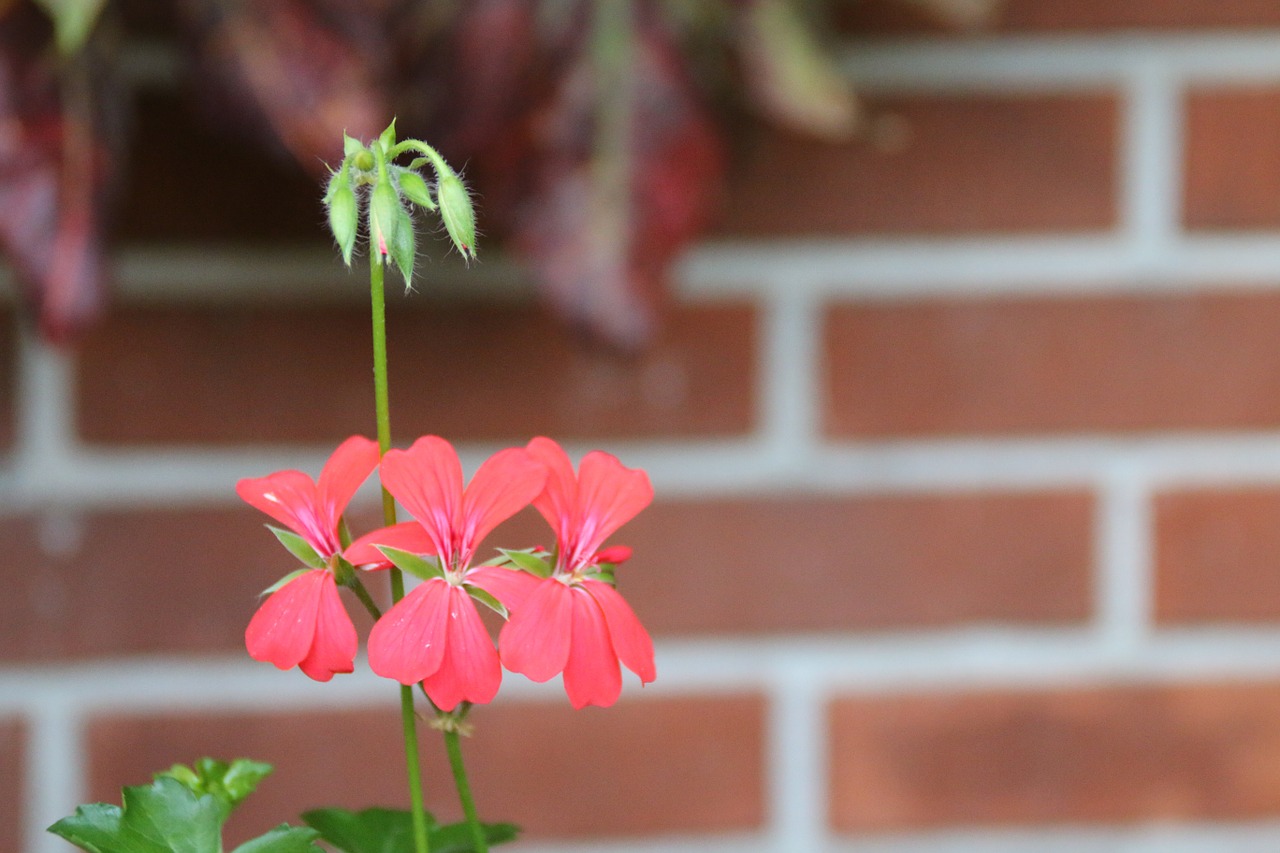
left=1120, top=57, right=1181, bottom=260
left=767, top=668, right=828, bottom=852
left=759, top=292, right=821, bottom=469
left=1094, top=469, right=1153, bottom=652
left=11, top=433, right=1280, bottom=509
left=839, top=32, right=1280, bottom=92
left=16, top=629, right=1280, bottom=716
left=13, top=322, right=77, bottom=483
left=24, top=697, right=84, bottom=853
left=830, top=820, right=1280, bottom=853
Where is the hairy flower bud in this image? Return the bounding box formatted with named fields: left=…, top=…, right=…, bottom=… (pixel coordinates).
left=397, top=170, right=436, bottom=211
left=327, top=180, right=358, bottom=267
left=368, top=180, right=400, bottom=261
left=436, top=172, right=476, bottom=262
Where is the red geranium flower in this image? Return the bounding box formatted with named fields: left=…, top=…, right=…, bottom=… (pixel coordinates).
left=346, top=436, right=546, bottom=711
left=497, top=437, right=656, bottom=709
left=236, top=435, right=379, bottom=681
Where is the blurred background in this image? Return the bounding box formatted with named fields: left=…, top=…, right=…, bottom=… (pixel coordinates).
left=8, top=0, right=1280, bottom=851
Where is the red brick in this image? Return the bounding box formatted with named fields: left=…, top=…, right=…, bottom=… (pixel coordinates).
left=0, top=720, right=23, bottom=853
left=717, top=94, right=1116, bottom=237
left=835, top=0, right=1280, bottom=35
left=595, top=492, right=1094, bottom=633
left=830, top=682, right=1280, bottom=831
left=1156, top=488, right=1280, bottom=623
left=0, top=488, right=1090, bottom=664
left=88, top=695, right=765, bottom=842
left=0, top=507, right=380, bottom=663
left=1185, top=88, right=1280, bottom=231
left=825, top=293, right=1280, bottom=437
left=77, top=301, right=755, bottom=444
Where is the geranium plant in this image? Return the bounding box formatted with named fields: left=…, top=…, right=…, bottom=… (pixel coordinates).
left=49, top=122, right=656, bottom=853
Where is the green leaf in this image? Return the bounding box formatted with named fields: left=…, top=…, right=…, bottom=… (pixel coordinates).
left=159, top=757, right=274, bottom=818
left=377, top=546, right=444, bottom=582
left=431, top=820, right=519, bottom=853
left=268, top=525, right=326, bottom=568
left=231, top=824, right=323, bottom=853
left=302, top=807, right=519, bottom=853
left=48, top=802, right=142, bottom=853
left=50, top=761, right=315, bottom=853
left=498, top=549, right=551, bottom=578
left=33, top=0, right=108, bottom=55
left=302, top=807, right=423, bottom=853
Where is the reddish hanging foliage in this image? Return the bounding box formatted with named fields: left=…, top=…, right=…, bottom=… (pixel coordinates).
left=1, top=0, right=990, bottom=347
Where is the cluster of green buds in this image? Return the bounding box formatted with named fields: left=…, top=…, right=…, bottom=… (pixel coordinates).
left=323, top=119, right=477, bottom=285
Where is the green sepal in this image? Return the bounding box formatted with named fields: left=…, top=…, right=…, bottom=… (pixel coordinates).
left=302, top=807, right=518, bottom=853
left=466, top=585, right=508, bottom=619
left=342, top=132, right=366, bottom=160
left=267, top=525, right=326, bottom=569
left=584, top=565, right=617, bottom=585
left=499, top=548, right=552, bottom=578
left=396, top=169, right=437, bottom=211
left=260, top=568, right=310, bottom=597
left=376, top=546, right=444, bottom=582
left=378, top=119, right=398, bottom=154
left=389, top=204, right=416, bottom=286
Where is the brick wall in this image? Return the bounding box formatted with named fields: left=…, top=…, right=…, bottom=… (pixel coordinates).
left=11, top=4, right=1280, bottom=852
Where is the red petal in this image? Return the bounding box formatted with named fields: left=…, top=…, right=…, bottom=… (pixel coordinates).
left=317, top=436, right=380, bottom=528
left=367, top=579, right=450, bottom=685
left=296, top=572, right=358, bottom=681
left=583, top=579, right=655, bottom=684
left=422, top=586, right=502, bottom=711
left=245, top=569, right=325, bottom=672
left=572, top=451, right=653, bottom=560
left=498, top=578, right=573, bottom=682
left=380, top=437, right=464, bottom=559
left=563, top=589, right=622, bottom=709
left=460, top=447, right=547, bottom=555
left=525, top=437, right=578, bottom=542
left=344, top=521, right=437, bottom=567
left=236, top=470, right=320, bottom=538
left=467, top=564, right=542, bottom=611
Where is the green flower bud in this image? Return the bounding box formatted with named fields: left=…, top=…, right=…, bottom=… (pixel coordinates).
left=326, top=180, right=358, bottom=267
left=390, top=204, right=416, bottom=287
left=436, top=172, right=477, bottom=262
left=396, top=169, right=436, bottom=211
left=368, top=179, right=401, bottom=261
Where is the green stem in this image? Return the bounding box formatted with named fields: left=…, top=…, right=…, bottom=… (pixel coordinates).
left=369, top=259, right=398, bottom=527
left=443, top=726, right=488, bottom=853
left=370, top=256, right=430, bottom=853
left=343, top=574, right=382, bottom=621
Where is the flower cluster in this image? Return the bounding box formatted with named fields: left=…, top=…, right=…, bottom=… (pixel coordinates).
left=238, top=435, right=655, bottom=710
